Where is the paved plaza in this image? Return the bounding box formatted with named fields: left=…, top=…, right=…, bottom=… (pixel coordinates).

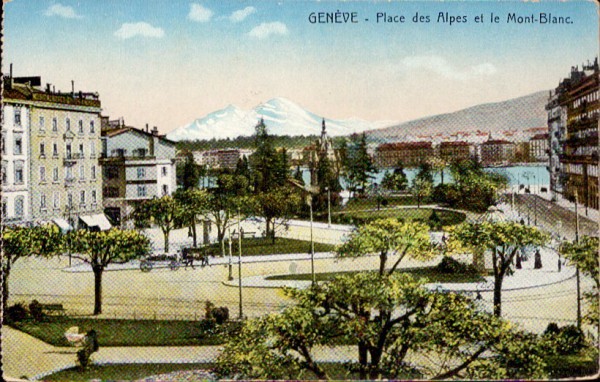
left=3, top=195, right=598, bottom=380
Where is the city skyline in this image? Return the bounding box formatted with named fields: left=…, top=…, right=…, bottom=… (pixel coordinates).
left=4, top=0, right=599, bottom=135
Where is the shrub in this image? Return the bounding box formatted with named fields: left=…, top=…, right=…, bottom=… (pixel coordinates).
left=6, top=303, right=28, bottom=323
left=542, top=323, right=586, bottom=355
left=205, top=300, right=230, bottom=325
left=29, top=300, right=44, bottom=321
left=437, top=256, right=479, bottom=275
left=428, top=210, right=442, bottom=230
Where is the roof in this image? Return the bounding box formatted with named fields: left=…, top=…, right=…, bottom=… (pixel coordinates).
left=377, top=142, right=433, bottom=150
left=102, top=126, right=177, bottom=145
left=439, top=141, right=471, bottom=147
left=531, top=133, right=550, bottom=140
left=3, top=80, right=101, bottom=108
left=483, top=139, right=514, bottom=145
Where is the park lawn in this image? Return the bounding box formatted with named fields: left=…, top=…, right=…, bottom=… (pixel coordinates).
left=10, top=317, right=241, bottom=347
left=266, top=266, right=485, bottom=284
left=343, top=195, right=421, bottom=211
left=44, top=363, right=216, bottom=381
left=544, top=353, right=599, bottom=379
left=204, top=237, right=336, bottom=257
left=347, top=208, right=465, bottom=225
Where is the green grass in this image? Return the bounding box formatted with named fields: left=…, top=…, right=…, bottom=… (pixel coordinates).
left=43, top=363, right=216, bottom=381
left=204, top=237, right=336, bottom=257
left=266, top=266, right=485, bottom=283
left=317, top=206, right=465, bottom=227
left=10, top=318, right=240, bottom=347
left=544, top=353, right=599, bottom=379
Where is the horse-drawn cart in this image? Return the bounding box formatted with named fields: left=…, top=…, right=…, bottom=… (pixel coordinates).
left=139, top=248, right=210, bottom=272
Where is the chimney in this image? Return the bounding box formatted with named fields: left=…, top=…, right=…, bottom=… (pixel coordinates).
left=145, top=123, right=149, bottom=133
left=152, top=126, right=159, bottom=136
left=9, top=63, right=14, bottom=88
left=71, top=80, right=75, bottom=96
left=46, top=83, right=51, bottom=93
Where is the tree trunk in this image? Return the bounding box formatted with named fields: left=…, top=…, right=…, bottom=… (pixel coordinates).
left=93, top=266, right=104, bottom=315
left=379, top=252, right=387, bottom=277
left=163, top=230, right=170, bottom=253
left=2, top=261, right=11, bottom=323
left=493, top=274, right=503, bottom=317
left=192, top=219, right=198, bottom=247
left=358, top=341, right=368, bottom=380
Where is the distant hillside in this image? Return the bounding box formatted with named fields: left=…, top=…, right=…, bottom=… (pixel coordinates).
left=367, top=90, right=549, bottom=142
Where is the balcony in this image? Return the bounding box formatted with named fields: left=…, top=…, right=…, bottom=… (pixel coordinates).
left=63, top=153, right=84, bottom=165
left=65, top=177, right=76, bottom=186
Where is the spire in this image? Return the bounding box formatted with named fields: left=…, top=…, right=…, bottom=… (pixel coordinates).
left=321, top=118, right=326, bottom=135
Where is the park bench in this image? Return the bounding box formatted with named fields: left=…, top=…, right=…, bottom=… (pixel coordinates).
left=40, top=303, right=65, bottom=315
left=232, top=231, right=257, bottom=239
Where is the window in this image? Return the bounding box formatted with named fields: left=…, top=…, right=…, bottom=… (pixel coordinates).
left=90, top=142, right=96, bottom=157
left=14, top=161, right=24, bottom=184
left=40, top=142, right=46, bottom=157
left=14, top=135, right=23, bottom=155
left=90, top=121, right=95, bottom=133
left=15, top=196, right=24, bottom=217
left=52, top=118, right=58, bottom=132
left=53, top=143, right=58, bottom=157
left=41, top=194, right=47, bottom=209
left=162, top=166, right=168, bottom=176
left=80, top=190, right=86, bottom=205
left=137, top=168, right=146, bottom=179
left=66, top=166, right=73, bottom=181
left=79, top=165, right=85, bottom=180
left=162, top=184, right=168, bottom=196
left=78, top=120, right=84, bottom=133
left=1, top=161, right=7, bottom=185
left=1, top=136, right=5, bottom=155
left=91, top=190, right=97, bottom=204
left=106, top=167, right=119, bottom=179
left=66, top=144, right=72, bottom=158
left=53, top=167, right=59, bottom=182
left=66, top=118, right=71, bottom=131
left=91, top=165, right=96, bottom=180
left=39, top=116, right=45, bottom=131
left=53, top=192, right=60, bottom=209
left=137, top=185, right=147, bottom=197
left=14, top=108, right=21, bottom=126
left=79, top=144, right=84, bottom=157
left=2, top=201, right=6, bottom=217
left=40, top=166, right=46, bottom=182
left=67, top=193, right=73, bottom=208
left=104, top=187, right=119, bottom=198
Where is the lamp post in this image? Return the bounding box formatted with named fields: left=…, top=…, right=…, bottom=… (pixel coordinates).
left=574, top=190, right=581, bottom=330
left=308, top=194, right=315, bottom=285
left=237, top=208, right=243, bottom=320
left=326, top=186, right=331, bottom=227
left=227, top=226, right=233, bottom=281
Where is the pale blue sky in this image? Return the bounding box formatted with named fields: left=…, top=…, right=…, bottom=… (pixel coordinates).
left=4, top=0, right=599, bottom=133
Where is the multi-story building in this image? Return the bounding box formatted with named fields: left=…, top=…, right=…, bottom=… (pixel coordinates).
left=193, top=148, right=253, bottom=170
left=529, top=133, right=549, bottom=162
left=546, top=84, right=569, bottom=201
left=559, top=59, right=599, bottom=210
left=375, top=142, right=433, bottom=168
left=438, top=141, right=473, bottom=162
left=480, top=139, right=516, bottom=166
left=101, top=119, right=177, bottom=227
left=3, top=75, right=107, bottom=230
left=2, top=80, right=31, bottom=225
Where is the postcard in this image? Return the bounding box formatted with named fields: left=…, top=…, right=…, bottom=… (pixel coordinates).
left=2, top=0, right=599, bottom=381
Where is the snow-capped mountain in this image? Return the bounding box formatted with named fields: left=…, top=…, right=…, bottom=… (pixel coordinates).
left=166, top=97, right=395, bottom=141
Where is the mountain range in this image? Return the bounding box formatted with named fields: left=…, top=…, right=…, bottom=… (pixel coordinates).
left=166, top=97, right=394, bottom=141
left=166, top=91, right=549, bottom=142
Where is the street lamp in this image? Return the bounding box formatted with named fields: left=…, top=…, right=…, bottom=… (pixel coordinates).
left=237, top=208, right=243, bottom=320
left=307, top=194, right=315, bottom=285
left=227, top=226, right=233, bottom=281
left=325, top=186, right=331, bottom=227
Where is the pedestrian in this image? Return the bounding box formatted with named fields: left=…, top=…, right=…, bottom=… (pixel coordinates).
left=558, top=257, right=562, bottom=273
left=534, top=249, right=542, bottom=269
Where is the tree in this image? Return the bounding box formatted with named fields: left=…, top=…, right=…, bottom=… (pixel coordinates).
left=428, top=156, right=447, bottom=185
left=67, top=229, right=150, bottom=315
left=178, top=150, right=200, bottom=190
left=342, top=133, right=377, bottom=196
left=253, top=186, right=302, bottom=243
left=410, top=176, right=433, bottom=208
left=2, top=224, right=64, bottom=321
left=131, top=195, right=182, bottom=253
left=250, top=119, right=278, bottom=193
left=215, top=272, right=547, bottom=380
left=560, top=236, right=599, bottom=327
left=337, top=218, right=435, bottom=277
left=173, top=188, right=210, bottom=247
left=381, top=161, right=408, bottom=192
left=447, top=221, right=549, bottom=316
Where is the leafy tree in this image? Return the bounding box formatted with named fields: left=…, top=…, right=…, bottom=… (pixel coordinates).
left=381, top=161, right=408, bottom=192
left=428, top=156, right=447, bottom=185
left=178, top=150, right=200, bottom=190
left=337, top=218, right=435, bottom=277
left=235, top=155, right=251, bottom=180
left=173, top=188, right=210, bottom=247
left=253, top=186, right=302, bottom=243
left=250, top=119, right=278, bottom=193
left=215, top=272, right=547, bottom=380
left=2, top=225, right=64, bottom=321
left=131, top=195, right=182, bottom=253
left=560, top=236, right=599, bottom=327
left=67, top=229, right=150, bottom=314
left=447, top=221, right=549, bottom=316
left=293, top=165, right=304, bottom=185
left=410, top=176, right=433, bottom=208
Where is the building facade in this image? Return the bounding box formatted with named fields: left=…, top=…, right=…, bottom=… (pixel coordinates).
left=1, top=100, right=30, bottom=225
left=480, top=139, right=516, bottom=166
left=546, top=85, right=568, bottom=201
left=101, top=121, right=177, bottom=227
left=3, top=76, right=105, bottom=229
left=559, top=60, right=599, bottom=210
left=375, top=142, right=434, bottom=168
left=438, top=141, right=473, bottom=162
left=529, top=133, right=549, bottom=162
